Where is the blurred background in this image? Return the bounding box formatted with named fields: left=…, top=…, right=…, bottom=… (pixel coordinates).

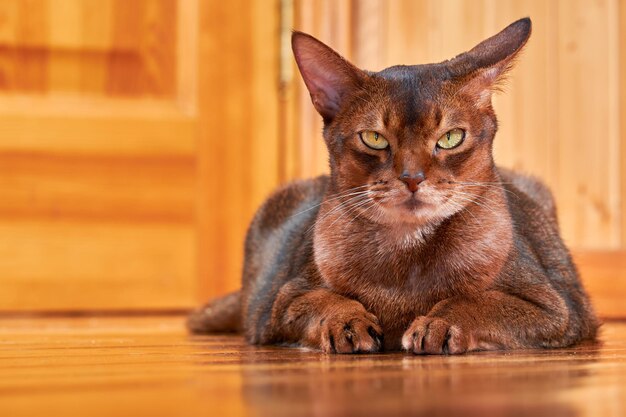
left=0, top=0, right=623, bottom=317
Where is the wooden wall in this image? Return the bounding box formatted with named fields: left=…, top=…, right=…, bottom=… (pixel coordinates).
left=290, top=0, right=623, bottom=250
left=0, top=0, right=624, bottom=317
left=288, top=0, right=626, bottom=317
left=197, top=0, right=281, bottom=301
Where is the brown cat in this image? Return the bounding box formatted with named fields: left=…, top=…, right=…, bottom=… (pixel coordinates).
left=189, top=18, right=598, bottom=354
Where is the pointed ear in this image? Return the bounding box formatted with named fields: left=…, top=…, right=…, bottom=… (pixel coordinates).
left=292, top=31, right=366, bottom=121
left=449, top=18, right=532, bottom=105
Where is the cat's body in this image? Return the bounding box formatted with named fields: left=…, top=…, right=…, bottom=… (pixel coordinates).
left=189, top=18, right=598, bottom=354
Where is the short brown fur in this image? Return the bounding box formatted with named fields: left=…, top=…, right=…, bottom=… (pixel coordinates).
left=189, top=18, right=598, bottom=354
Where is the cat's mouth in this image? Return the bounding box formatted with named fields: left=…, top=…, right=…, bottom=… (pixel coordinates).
left=401, top=194, right=430, bottom=212
left=369, top=188, right=445, bottom=225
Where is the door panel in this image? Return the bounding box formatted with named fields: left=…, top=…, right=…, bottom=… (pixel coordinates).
left=0, top=0, right=198, bottom=310
left=0, top=0, right=281, bottom=311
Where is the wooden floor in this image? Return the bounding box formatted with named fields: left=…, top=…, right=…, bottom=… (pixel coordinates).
left=0, top=316, right=625, bottom=417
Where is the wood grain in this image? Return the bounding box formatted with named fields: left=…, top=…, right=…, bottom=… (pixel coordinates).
left=290, top=0, right=351, bottom=180
left=0, top=223, right=194, bottom=310
left=0, top=114, right=195, bottom=156
left=0, top=152, right=194, bottom=222
left=575, top=251, right=626, bottom=319
left=0, top=0, right=178, bottom=97
left=287, top=0, right=626, bottom=317
left=290, top=0, right=624, bottom=251
left=0, top=315, right=624, bottom=417
left=0, top=1, right=200, bottom=310
left=0, top=1, right=623, bottom=316
left=556, top=0, right=620, bottom=249
left=0, top=0, right=283, bottom=309
left=621, top=0, right=626, bottom=247
left=196, top=0, right=281, bottom=300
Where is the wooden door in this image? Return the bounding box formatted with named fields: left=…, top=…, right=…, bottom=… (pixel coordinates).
left=0, top=0, right=281, bottom=311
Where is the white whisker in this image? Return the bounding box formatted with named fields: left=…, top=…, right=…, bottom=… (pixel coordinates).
left=451, top=193, right=501, bottom=217
left=327, top=197, right=374, bottom=229
left=288, top=185, right=371, bottom=219
left=452, top=181, right=519, bottom=198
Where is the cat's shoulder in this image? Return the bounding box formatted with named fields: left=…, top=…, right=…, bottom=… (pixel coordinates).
left=251, top=175, right=329, bottom=232
left=263, top=175, right=329, bottom=212
left=498, top=167, right=557, bottom=221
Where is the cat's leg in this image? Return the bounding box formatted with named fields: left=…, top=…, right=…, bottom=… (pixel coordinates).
left=402, top=288, right=580, bottom=354
left=263, top=278, right=384, bottom=353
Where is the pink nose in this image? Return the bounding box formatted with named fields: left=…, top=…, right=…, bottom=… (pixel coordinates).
left=399, top=172, right=425, bottom=193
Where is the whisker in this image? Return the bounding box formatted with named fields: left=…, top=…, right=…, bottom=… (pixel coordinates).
left=451, top=181, right=519, bottom=198
left=458, top=183, right=518, bottom=196
left=289, top=188, right=371, bottom=219
left=452, top=190, right=502, bottom=207
left=452, top=186, right=509, bottom=202
left=449, top=189, right=498, bottom=205
left=447, top=199, right=479, bottom=223
left=451, top=193, right=501, bottom=217
left=454, top=181, right=514, bottom=184
left=327, top=197, right=374, bottom=229
left=343, top=200, right=378, bottom=228
left=319, top=194, right=370, bottom=220
left=304, top=193, right=371, bottom=236
left=315, top=185, right=401, bottom=229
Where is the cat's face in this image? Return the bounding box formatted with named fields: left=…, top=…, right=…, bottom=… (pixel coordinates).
left=293, top=19, right=531, bottom=227
left=324, top=66, right=499, bottom=226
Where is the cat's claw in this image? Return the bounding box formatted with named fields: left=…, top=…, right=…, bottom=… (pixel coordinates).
left=319, top=311, right=383, bottom=354
left=402, top=316, right=468, bottom=355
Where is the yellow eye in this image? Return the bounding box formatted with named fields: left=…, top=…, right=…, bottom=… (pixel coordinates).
left=359, top=131, right=389, bottom=150
left=437, top=129, right=465, bottom=149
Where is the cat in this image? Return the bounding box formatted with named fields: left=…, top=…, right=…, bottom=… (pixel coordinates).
left=189, top=17, right=598, bottom=354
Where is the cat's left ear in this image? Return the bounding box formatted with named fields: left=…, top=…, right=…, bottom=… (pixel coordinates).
left=449, top=18, right=532, bottom=105
left=292, top=31, right=367, bottom=122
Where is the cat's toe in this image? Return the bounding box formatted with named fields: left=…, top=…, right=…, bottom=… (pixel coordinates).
left=422, top=318, right=451, bottom=354
left=349, top=320, right=383, bottom=352
left=320, top=314, right=383, bottom=354
left=402, top=316, right=429, bottom=353
left=402, top=316, right=467, bottom=355
left=444, top=324, right=468, bottom=354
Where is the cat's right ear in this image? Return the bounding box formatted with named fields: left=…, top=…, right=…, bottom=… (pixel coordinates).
left=292, top=32, right=366, bottom=122
left=448, top=18, right=532, bottom=106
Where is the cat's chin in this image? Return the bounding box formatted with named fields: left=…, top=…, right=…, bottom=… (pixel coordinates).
left=378, top=196, right=437, bottom=222
left=402, top=197, right=428, bottom=211
left=374, top=204, right=445, bottom=229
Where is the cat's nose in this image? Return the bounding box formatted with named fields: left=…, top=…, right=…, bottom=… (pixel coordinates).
left=399, top=171, right=425, bottom=193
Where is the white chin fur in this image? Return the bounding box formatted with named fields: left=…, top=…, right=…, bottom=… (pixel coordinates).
left=399, top=225, right=435, bottom=248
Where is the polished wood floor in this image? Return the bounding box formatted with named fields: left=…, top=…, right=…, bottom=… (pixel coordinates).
left=0, top=315, right=625, bottom=417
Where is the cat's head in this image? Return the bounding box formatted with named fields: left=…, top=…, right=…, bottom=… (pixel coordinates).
left=293, top=18, right=531, bottom=227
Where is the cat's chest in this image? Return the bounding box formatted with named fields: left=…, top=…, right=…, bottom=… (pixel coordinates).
left=314, top=230, right=466, bottom=349
left=315, top=233, right=446, bottom=309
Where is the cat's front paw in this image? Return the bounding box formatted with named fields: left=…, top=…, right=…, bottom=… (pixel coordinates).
left=402, top=316, right=469, bottom=355
left=318, top=309, right=383, bottom=354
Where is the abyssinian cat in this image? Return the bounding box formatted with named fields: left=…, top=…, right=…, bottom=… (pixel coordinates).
left=189, top=18, right=598, bottom=354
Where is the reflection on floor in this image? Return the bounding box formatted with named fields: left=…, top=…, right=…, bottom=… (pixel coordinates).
left=0, top=315, right=624, bottom=417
